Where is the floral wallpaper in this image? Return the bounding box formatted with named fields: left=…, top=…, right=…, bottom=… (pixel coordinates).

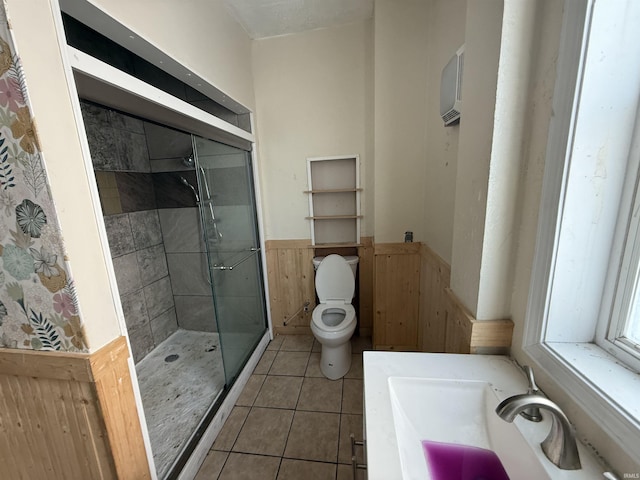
left=0, top=5, right=87, bottom=352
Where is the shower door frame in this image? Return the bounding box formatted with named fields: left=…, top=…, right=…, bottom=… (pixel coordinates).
left=53, top=6, right=274, bottom=478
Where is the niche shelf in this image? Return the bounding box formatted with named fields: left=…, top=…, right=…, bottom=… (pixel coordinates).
left=306, top=155, right=361, bottom=246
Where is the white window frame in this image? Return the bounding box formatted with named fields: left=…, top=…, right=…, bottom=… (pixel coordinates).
left=523, top=0, right=640, bottom=464
left=596, top=114, right=640, bottom=371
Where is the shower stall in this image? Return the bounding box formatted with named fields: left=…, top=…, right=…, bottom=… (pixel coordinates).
left=80, top=101, right=268, bottom=478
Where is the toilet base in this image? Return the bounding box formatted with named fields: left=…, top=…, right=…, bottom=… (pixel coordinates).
left=319, top=341, right=352, bottom=380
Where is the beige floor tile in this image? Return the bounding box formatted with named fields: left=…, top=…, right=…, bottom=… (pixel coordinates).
left=338, top=414, right=364, bottom=464
left=312, top=338, right=322, bottom=353
left=254, top=375, right=303, bottom=409
left=304, top=352, right=323, bottom=377
left=337, top=463, right=366, bottom=480
left=280, top=335, right=314, bottom=352
left=344, top=355, right=363, bottom=379
left=276, top=459, right=336, bottom=480
left=350, top=336, right=372, bottom=355
left=218, top=452, right=280, bottom=480
left=254, top=350, right=277, bottom=374
left=297, top=377, right=342, bottom=413
left=232, top=407, right=294, bottom=457
left=194, top=450, right=228, bottom=479
left=341, top=379, right=363, bottom=414
left=212, top=406, right=250, bottom=451
left=269, top=351, right=310, bottom=376
left=236, top=374, right=266, bottom=407
left=266, top=335, right=285, bottom=351
left=284, top=411, right=340, bottom=463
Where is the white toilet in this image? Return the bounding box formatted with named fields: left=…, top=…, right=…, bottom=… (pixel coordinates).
left=311, top=254, right=358, bottom=380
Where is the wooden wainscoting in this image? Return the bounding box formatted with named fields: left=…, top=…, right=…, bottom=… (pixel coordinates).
left=444, top=288, right=514, bottom=354
left=372, top=240, right=513, bottom=354
left=373, top=242, right=422, bottom=350
left=0, top=337, right=150, bottom=479
left=357, top=237, right=374, bottom=336
left=265, top=238, right=374, bottom=336
left=419, top=243, right=451, bottom=352
left=266, top=240, right=316, bottom=335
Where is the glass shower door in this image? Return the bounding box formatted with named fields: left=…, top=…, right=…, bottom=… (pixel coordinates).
left=193, top=135, right=267, bottom=385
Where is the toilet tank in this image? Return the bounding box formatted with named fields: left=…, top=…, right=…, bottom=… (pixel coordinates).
left=313, top=255, right=359, bottom=277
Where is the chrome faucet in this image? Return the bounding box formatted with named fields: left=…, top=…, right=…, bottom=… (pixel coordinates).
left=496, top=393, right=582, bottom=470
left=520, top=365, right=543, bottom=422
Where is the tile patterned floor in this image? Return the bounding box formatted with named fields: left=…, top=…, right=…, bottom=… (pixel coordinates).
left=194, top=334, right=371, bottom=480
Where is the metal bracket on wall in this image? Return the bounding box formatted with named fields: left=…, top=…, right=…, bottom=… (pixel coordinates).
left=283, top=301, right=310, bottom=326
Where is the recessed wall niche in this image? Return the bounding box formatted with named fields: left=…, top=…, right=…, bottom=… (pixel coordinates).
left=306, top=155, right=362, bottom=247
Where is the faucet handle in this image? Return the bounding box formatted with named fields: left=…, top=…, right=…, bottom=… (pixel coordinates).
left=520, top=366, right=543, bottom=422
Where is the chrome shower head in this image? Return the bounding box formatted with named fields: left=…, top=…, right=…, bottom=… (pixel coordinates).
left=179, top=175, right=199, bottom=203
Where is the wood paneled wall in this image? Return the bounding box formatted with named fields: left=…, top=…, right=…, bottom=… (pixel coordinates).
left=0, top=337, right=150, bottom=479
left=373, top=243, right=422, bottom=350
left=265, top=238, right=374, bottom=336
left=420, top=243, right=451, bottom=352
left=266, top=240, right=316, bottom=335
left=374, top=241, right=513, bottom=354
left=357, top=237, right=374, bottom=335
left=444, top=288, right=514, bottom=354
left=264, top=238, right=513, bottom=353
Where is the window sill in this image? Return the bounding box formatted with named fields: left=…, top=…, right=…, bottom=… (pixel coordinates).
left=526, top=341, right=640, bottom=462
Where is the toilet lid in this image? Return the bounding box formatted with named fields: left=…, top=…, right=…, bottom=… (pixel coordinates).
left=315, top=254, right=355, bottom=302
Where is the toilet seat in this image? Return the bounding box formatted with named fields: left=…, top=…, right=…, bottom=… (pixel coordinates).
left=311, top=254, right=358, bottom=380
left=315, top=255, right=355, bottom=303
left=312, top=303, right=356, bottom=332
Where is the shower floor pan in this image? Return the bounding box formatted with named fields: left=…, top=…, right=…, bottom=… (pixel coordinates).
left=136, top=329, right=225, bottom=479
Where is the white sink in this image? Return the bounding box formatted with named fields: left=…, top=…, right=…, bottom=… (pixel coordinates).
left=388, top=376, right=551, bottom=480
left=364, top=353, right=606, bottom=480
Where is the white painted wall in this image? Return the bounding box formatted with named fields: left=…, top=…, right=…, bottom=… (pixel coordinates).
left=252, top=21, right=371, bottom=240
left=373, top=0, right=430, bottom=244
left=423, top=0, right=467, bottom=263
left=476, top=0, right=537, bottom=320
left=6, top=0, right=255, bottom=352
left=449, top=0, right=503, bottom=318
left=87, top=0, right=256, bottom=111
left=510, top=0, right=563, bottom=353
left=251, top=0, right=465, bottom=258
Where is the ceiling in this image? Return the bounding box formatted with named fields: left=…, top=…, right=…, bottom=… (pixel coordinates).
left=223, top=0, right=374, bottom=39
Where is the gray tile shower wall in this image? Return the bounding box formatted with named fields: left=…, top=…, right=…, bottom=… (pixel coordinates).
left=81, top=100, right=178, bottom=362
left=105, top=211, right=178, bottom=362
left=80, top=101, right=150, bottom=172
left=83, top=100, right=218, bottom=360
left=160, top=207, right=218, bottom=333
left=115, top=172, right=157, bottom=212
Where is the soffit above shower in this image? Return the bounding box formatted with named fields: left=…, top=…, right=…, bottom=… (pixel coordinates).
left=223, top=0, right=373, bottom=39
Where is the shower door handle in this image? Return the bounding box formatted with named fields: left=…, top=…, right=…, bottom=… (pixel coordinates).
left=212, top=248, right=260, bottom=271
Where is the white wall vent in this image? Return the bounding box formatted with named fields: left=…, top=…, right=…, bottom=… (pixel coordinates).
left=440, top=45, right=464, bottom=126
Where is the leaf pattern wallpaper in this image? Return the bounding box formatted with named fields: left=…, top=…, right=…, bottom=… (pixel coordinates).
left=0, top=5, right=88, bottom=352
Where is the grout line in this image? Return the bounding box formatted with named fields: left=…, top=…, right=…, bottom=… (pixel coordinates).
left=274, top=456, right=283, bottom=480
left=280, top=404, right=297, bottom=463
left=216, top=450, right=231, bottom=480
left=196, top=336, right=370, bottom=479
left=231, top=406, right=252, bottom=452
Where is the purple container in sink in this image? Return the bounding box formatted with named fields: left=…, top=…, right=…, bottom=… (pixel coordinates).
left=421, top=440, right=510, bottom=480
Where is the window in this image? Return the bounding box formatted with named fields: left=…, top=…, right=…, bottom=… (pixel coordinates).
left=598, top=119, right=640, bottom=373
left=524, top=0, right=640, bottom=466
